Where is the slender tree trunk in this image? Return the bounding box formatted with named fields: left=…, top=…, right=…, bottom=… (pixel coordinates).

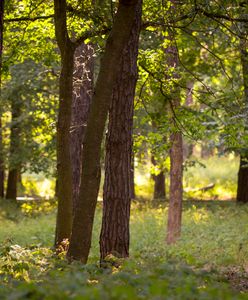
left=166, top=0, right=183, bottom=244
left=54, top=0, right=75, bottom=247
left=67, top=0, right=140, bottom=263
left=151, top=155, right=166, bottom=200
left=0, top=0, right=5, bottom=198
left=6, top=99, right=21, bottom=200
left=237, top=155, right=248, bottom=203
left=100, top=0, right=141, bottom=261
left=237, top=11, right=248, bottom=203
left=70, top=43, right=94, bottom=211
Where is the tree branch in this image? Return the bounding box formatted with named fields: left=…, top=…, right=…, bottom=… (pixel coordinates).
left=5, top=14, right=54, bottom=23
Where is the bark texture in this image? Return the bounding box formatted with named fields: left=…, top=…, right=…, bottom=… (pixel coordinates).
left=237, top=12, right=248, bottom=203
left=166, top=0, right=183, bottom=244
left=67, top=0, right=140, bottom=263
left=70, top=43, right=94, bottom=211
left=151, top=156, right=166, bottom=200
left=100, top=0, right=141, bottom=261
left=0, top=0, right=4, bottom=198
left=54, top=0, right=75, bottom=246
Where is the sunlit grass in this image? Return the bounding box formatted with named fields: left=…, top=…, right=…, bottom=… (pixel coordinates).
left=1, top=199, right=248, bottom=298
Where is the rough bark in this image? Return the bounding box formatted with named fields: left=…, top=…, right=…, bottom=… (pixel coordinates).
left=151, top=155, right=166, bottom=200
left=70, top=43, right=94, bottom=211
left=166, top=0, right=183, bottom=245
left=237, top=11, right=248, bottom=203
left=54, top=0, right=75, bottom=246
left=6, top=99, right=22, bottom=200
left=0, top=0, right=4, bottom=198
left=67, top=0, right=140, bottom=263
left=100, top=0, right=141, bottom=261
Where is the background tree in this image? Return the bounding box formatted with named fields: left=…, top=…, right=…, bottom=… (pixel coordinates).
left=70, top=42, right=94, bottom=211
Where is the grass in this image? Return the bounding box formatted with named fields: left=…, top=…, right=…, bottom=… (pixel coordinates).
left=135, top=155, right=239, bottom=200
left=1, top=198, right=248, bottom=299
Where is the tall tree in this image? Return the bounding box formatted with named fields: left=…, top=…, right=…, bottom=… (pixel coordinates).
left=237, top=7, right=248, bottom=203
left=67, top=0, right=139, bottom=263
left=99, top=0, right=142, bottom=261
left=70, top=42, right=94, bottom=210
left=54, top=0, right=75, bottom=246
left=166, top=0, right=183, bottom=244
left=0, top=0, right=4, bottom=198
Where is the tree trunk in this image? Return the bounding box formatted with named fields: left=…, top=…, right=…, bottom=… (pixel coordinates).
left=54, top=0, right=75, bottom=247
left=237, top=155, right=248, bottom=203
left=100, top=0, right=141, bottom=261
left=70, top=43, right=94, bottom=211
left=166, top=0, right=183, bottom=244
left=167, top=128, right=183, bottom=243
left=151, top=155, right=166, bottom=200
left=237, top=11, right=248, bottom=203
left=67, top=0, right=140, bottom=263
left=6, top=170, right=18, bottom=200
left=6, top=99, right=22, bottom=200
left=0, top=0, right=4, bottom=198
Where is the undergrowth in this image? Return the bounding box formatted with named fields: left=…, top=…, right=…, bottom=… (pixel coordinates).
left=0, top=199, right=248, bottom=299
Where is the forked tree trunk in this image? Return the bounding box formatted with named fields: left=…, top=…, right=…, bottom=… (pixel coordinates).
left=6, top=99, right=21, bottom=200
left=166, top=0, right=183, bottom=244
left=100, top=0, right=141, bottom=261
left=67, top=0, right=140, bottom=263
left=151, top=155, right=166, bottom=200
left=54, top=0, right=75, bottom=247
left=0, top=0, right=5, bottom=198
left=70, top=43, right=94, bottom=211
left=237, top=12, right=248, bottom=203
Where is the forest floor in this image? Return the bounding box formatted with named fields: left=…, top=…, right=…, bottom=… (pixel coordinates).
left=1, top=199, right=248, bottom=299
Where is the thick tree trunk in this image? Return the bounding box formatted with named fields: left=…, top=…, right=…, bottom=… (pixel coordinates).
left=67, top=0, right=140, bottom=263
left=70, top=43, right=94, bottom=211
left=54, top=0, right=75, bottom=247
left=0, top=0, right=5, bottom=198
left=166, top=0, right=183, bottom=244
left=6, top=99, right=21, bottom=200
left=237, top=13, right=248, bottom=203
left=100, top=0, right=141, bottom=261
left=151, top=155, right=166, bottom=200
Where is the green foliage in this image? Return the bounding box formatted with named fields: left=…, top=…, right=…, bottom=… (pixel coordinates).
left=0, top=200, right=248, bottom=298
